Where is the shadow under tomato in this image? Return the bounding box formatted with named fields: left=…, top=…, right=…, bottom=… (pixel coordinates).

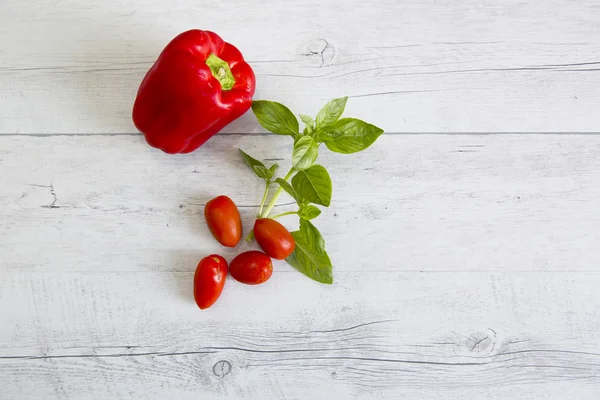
left=164, top=250, right=205, bottom=304
left=172, top=194, right=259, bottom=303
left=181, top=192, right=212, bottom=236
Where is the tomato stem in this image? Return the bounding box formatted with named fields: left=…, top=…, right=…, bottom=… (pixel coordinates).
left=269, top=211, right=298, bottom=219
left=262, top=168, right=295, bottom=218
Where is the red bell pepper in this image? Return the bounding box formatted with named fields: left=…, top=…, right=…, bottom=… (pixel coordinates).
left=132, top=30, right=256, bottom=154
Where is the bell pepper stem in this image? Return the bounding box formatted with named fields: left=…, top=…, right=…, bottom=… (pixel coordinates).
left=206, top=54, right=235, bottom=91
left=262, top=168, right=295, bottom=218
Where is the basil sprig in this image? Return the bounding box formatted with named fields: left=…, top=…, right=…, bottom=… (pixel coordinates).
left=240, top=96, right=384, bottom=284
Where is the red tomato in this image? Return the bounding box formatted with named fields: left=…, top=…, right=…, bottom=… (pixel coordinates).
left=229, top=250, right=273, bottom=285
left=204, top=195, right=242, bottom=247
left=193, top=254, right=228, bottom=309
left=253, top=218, right=296, bottom=260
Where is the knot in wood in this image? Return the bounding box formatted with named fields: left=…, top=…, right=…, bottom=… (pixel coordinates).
left=465, top=331, right=494, bottom=353
left=443, top=328, right=500, bottom=357
left=298, top=38, right=335, bottom=66
left=213, top=360, right=232, bottom=378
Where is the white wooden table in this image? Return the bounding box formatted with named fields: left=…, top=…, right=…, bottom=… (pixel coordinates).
left=2, top=1, right=600, bottom=399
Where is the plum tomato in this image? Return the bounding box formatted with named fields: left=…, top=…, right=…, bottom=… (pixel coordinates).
left=204, top=195, right=242, bottom=247
left=229, top=250, right=273, bottom=285
left=253, top=218, right=295, bottom=260
left=193, top=254, right=228, bottom=309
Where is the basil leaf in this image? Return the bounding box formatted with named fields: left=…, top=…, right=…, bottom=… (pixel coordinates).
left=291, top=165, right=332, bottom=207
left=316, top=96, right=347, bottom=128
left=251, top=100, right=299, bottom=136
left=292, top=136, right=319, bottom=171
left=299, top=114, right=315, bottom=134
left=286, top=220, right=332, bottom=284
left=275, top=178, right=301, bottom=205
left=319, top=118, right=384, bottom=154
left=239, top=148, right=264, bottom=169
left=254, top=166, right=271, bottom=180
left=239, top=149, right=272, bottom=181
left=299, top=204, right=321, bottom=220
left=269, top=163, right=279, bottom=175
left=299, top=219, right=325, bottom=250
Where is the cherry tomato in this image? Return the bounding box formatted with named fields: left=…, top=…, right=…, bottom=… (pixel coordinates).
left=253, top=218, right=295, bottom=260
left=204, top=195, right=242, bottom=247
left=229, top=250, right=273, bottom=285
left=193, top=254, right=228, bottom=309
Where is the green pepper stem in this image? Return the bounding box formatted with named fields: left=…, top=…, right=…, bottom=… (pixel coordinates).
left=269, top=211, right=298, bottom=219
left=244, top=229, right=255, bottom=243
left=262, top=168, right=295, bottom=218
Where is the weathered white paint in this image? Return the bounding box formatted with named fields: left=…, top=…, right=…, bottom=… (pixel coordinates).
left=2, top=0, right=600, bottom=398
left=1, top=271, right=600, bottom=399
left=1, top=135, right=600, bottom=274
left=1, top=135, right=600, bottom=399
left=1, top=0, right=600, bottom=134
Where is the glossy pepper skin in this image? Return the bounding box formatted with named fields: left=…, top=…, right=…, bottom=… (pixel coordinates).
left=132, top=30, right=255, bottom=154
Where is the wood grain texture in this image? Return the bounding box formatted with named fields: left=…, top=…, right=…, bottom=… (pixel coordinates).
left=1, top=271, right=600, bottom=399
left=3, top=0, right=600, bottom=398
left=2, top=134, right=600, bottom=273
left=1, top=0, right=600, bottom=134
left=1, top=134, right=600, bottom=399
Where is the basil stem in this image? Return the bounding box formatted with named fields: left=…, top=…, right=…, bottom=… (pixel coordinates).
left=261, top=168, right=295, bottom=218
left=258, top=182, right=270, bottom=217
left=269, top=211, right=298, bottom=219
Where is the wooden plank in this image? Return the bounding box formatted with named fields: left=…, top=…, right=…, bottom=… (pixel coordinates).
left=3, top=1, right=600, bottom=398
left=2, top=0, right=600, bottom=133
left=1, top=271, right=600, bottom=399
left=1, top=134, right=599, bottom=273
left=2, top=131, right=600, bottom=398
left=1, top=133, right=600, bottom=398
